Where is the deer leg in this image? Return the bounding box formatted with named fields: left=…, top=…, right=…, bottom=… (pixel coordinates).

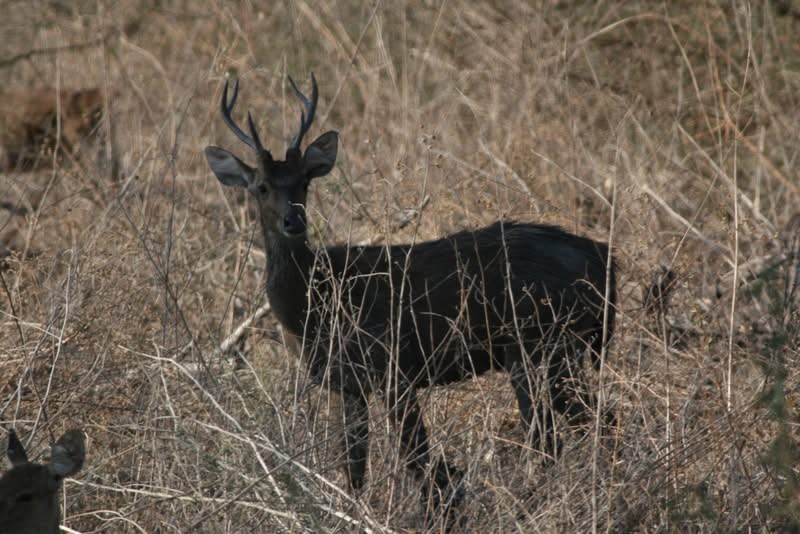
left=506, top=344, right=535, bottom=435
left=570, top=334, right=617, bottom=442
left=341, top=392, right=370, bottom=492
left=385, top=383, right=430, bottom=476
left=549, top=355, right=586, bottom=422
left=507, top=343, right=569, bottom=457
left=540, top=350, right=592, bottom=456
left=507, top=343, right=559, bottom=454
left=385, top=382, right=464, bottom=527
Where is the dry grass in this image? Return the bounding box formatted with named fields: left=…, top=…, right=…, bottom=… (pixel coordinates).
left=1, top=0, right=799, bottom=532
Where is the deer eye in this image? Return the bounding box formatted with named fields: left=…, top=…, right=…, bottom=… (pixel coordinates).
left=17, top=492, right=33, bottom=503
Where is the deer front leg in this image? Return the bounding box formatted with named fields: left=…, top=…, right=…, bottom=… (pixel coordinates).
left=341, top=391, right=370, bottom=492
left=386, top=382, right=464, bottom=527
left=386, top=384, right=430, bottom=475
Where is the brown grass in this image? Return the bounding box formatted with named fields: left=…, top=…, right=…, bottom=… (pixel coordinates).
left=1, top=0, right=799, bottom=532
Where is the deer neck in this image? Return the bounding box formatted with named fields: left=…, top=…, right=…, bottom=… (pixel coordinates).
left=263, top=227, right=313, bottom=335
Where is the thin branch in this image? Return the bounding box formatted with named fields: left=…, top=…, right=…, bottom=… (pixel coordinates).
left=0, top=269, right=25, bottom=346
left=218, top=298, right=272, bottom=355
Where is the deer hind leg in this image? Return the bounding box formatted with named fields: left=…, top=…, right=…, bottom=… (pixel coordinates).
left=506, top=343, right=559, bottom=455
left=579, top=327, right=618, bottom=437
left=543, top=331, right=616, bottom=454
left=507, top=340, right=592, bottom=458
left=506, top=344, right=535, bottom=435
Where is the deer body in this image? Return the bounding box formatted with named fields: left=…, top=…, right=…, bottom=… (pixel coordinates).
left=206, top=75, right=616, bottom=521
left=268, top=222, right=611, bottom=386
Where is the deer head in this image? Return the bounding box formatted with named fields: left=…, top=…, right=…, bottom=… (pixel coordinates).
left=0, top=429, right=86, bottom=534
left=205, top=74, right=338, bottom=239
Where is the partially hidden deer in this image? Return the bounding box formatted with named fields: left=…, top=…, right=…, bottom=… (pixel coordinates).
left=0, top=429, right=86, bottom=534
left=205, top=74, right=616, bottom=524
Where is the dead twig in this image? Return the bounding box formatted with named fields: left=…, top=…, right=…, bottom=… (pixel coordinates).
left=218, top=297, right=272, bottom=355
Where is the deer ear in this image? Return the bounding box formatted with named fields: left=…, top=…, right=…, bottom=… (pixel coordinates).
left=205, top=146, right=255, bottom=188
left=48, top=429, right=85, bottom=478
left=6, top=430, right=29, bottom=467
left=303, top=131, right=337, bottom=179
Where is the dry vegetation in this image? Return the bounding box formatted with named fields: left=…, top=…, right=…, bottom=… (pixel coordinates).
left=1, top=0, right=799, bottom=532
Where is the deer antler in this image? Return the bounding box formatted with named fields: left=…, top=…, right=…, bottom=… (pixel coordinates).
left=288, top=73, right=318, bottom=151
left=220, top=79, right=267, bottom=156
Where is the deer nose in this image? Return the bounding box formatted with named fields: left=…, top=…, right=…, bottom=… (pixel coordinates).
left=282, top=209, right=307, bottom=236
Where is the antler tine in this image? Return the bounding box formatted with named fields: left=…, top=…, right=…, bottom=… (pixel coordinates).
left=288, top=73, right=318, bottom=150
left=220, top=79, right=265, bottom=154
left=246, top=111, right=265, bottom=154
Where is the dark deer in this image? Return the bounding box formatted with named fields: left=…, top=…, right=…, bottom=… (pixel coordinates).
left=0, top=429, right=86, bottom=534
left=205, top=74, right=616, bottom=523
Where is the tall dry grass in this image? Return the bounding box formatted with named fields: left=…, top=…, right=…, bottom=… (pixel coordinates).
left=1, top=0, right=799, bottom=531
